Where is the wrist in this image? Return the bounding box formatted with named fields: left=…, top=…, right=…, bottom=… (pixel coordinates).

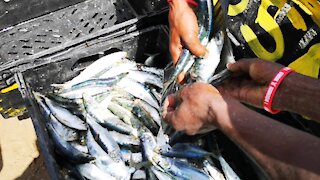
left=272, top=72, right=296, bottom=111
left=263, top=67, right=294, bottom=114
left=209, top=96, right=240, bottom=129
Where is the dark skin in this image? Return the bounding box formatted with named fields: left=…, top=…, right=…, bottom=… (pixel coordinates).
left=163, top=61, right=320, bottom=178
left=166, top=0, right=320, bottom=178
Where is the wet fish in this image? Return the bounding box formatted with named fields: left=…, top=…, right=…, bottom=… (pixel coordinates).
left=150, top=166, right=173, bottom=180
left=46, top=123, right=94, bottom=163
left=141, top=132, right=211, bottom=179
left=59, top=51, right=127, bottom=89
left=34, top=93, right=79, bottom=141
left=108, top=131, right=140, bottom=147
left=70, top=141, right=89, bottom=154
left=132, top=105, right=159, bottom=135
left=41, top=94, right=87, bottom=131
left=161, top=143, right=216, bottom=159
left=127, top=70, right=163, bottom=88
left=86, top=114, right=124, bottom=163
left=107, top=101, right=148, bottom=134
left=161, top=0, right=213, bottom=102
left=191, top=31, right=224, bottom=82
left=121, top=150, right=143, bottom=164
left=70, top=73, right=128, bottom=90
left=144, top=53, right=160, bottom=66
left=137, top=99, right=162, bottom=126
left=58, top=86, right=111, bottom=99
left=98, top=60, right=136, bottom=79
left=203, top=159, right=225, bottom=180
left=83, top=94, right=137, bottom=136
left=86, top=129, right=132, bottom=180
left=219, top=155, right=241, bottom=180
left=117, top=77, right=159, bottom=109
left=77, top=163, right=116, bottom=180
left=151, top=88, right=161, bottom=103
left=132, top=170, right=147, bottom=180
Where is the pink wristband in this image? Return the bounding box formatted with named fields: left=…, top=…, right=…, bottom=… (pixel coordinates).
left=263, top=67, right=294, bottom=114
left=167, top=0, right=198, bottom=6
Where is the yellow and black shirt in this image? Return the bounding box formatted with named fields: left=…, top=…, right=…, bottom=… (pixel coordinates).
left=224, top=0, right=320, bottom=78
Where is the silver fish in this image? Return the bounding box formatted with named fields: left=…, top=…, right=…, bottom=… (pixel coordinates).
left=77, top=163, right=116, bottom=180
left=219, top=155, right=241, bottom=180
left=132, top=169, right=147, bottom=180
left=126, top=70, right=163, bottom=89
left=58, top=86, right=111, bottom=99
left=34, top=93, right=79, bottom=141
left=86, top=114, right=124, bottom=163
left=144, top=53, right=160, bottom=66
left=160, top=143, right=216, bottom=159
left=203, top=159, right=225, bottom=180
left=150, top=166, right=173, bottom=180
left=132, top=105, right=159, bottom=135
left=98, top=60, right=136, bottom=79
left=107, top=101, right=147, bottom=134
left=70, top=73, right=128, bottom=90
left=134, top=99, right=162, bottom=127
left=42, top=95, right=86, bottom=130
left=58, top=51, right=127, bottom=89
left=161, top=0, right=212, bottom=102
left=70, top=141, right=89, bottom=154
left=86, top=129, right=132, bottom=180
left=83, top=94, right=137, bottom=136
left=117, top=78, right=159, bottom=109
left=108, top=131, right=140, bottom=146
left=113, top=97, right=162, bottom=127
left=141, top=132, right=211, bottom=179
left=191, top=31, right=224, bottom=82
left=121, top=150, right=143, bottom=164
left=46, top=123, right=94, bottom=163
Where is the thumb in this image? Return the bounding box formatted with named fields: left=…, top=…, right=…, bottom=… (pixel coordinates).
left=226, top=59, right=253, bottom=73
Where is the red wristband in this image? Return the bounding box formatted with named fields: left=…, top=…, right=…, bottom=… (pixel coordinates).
left=167, top=0, right=198, bottom=6
left=263, top=67, right=294, bottom=114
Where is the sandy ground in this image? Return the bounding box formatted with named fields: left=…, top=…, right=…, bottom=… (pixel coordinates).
left=0, top=117, right=49, bottom=180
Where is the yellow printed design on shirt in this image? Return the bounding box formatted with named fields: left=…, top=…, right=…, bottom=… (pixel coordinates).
left=225, top=0, right=320, bottom=78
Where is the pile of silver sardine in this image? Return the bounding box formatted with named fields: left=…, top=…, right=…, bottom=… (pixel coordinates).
left=34, top=51, right=240, bottom=180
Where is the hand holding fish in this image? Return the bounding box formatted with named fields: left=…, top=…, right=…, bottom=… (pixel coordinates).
left=162, top=82, right=320, bottom=180
left=218, top=59, right=283, bottom=108
left=219, top=59, right=320, bottom=120
left=168, top=0, right=208, bottom=83
left=162, top=82, right=230, bottom=135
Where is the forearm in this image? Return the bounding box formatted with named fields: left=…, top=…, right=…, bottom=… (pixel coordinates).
left=273, top=72, right=320, bottom=121
left=213, top=99, right=320, bottom=179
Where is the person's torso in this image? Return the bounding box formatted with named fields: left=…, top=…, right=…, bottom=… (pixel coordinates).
left=225, top=0, right=320, bottom=78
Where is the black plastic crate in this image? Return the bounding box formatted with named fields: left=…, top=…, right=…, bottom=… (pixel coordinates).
left=0, top=0, right=169, bottom=119
left=15, top=25, right=171, bottom=179
left=127, top=0, right=169, bottom=16
left=0, top=0, right=86, bottom=31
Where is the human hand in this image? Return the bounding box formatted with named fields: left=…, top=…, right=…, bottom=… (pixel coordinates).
left=162, top=82, right=228, bottom=135
left=218, top=59, right=284, bottom=108
left=168, top=0, right=207, bottom=83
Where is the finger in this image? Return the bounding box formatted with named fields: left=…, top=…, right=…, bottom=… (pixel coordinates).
left=162, top=95, right=177, bottom=118
left=180, top=26, right=207, bottom=57
left=179, top=9, right=207, bottom=57
left=226, top=59, right=255, bottom=73
left=169, top=29, right=183, bottom=65
left=163, top=95, right=176, bottom=111
left=177, top=71, right=186, bottom=84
